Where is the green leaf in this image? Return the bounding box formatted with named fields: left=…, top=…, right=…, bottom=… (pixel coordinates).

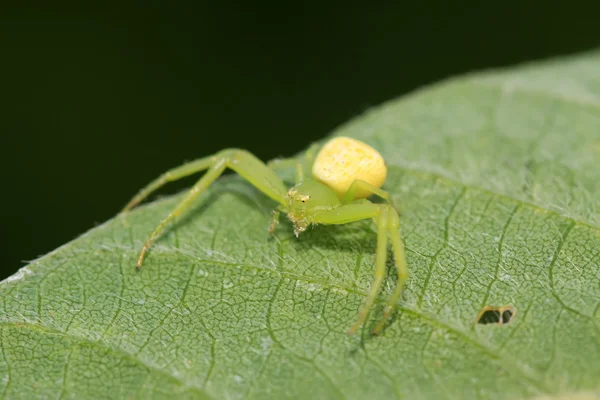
left=2, top=51, right=600, bottom=400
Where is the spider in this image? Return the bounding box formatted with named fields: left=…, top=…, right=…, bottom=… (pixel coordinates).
left=121, top=136, right=408, bottom=335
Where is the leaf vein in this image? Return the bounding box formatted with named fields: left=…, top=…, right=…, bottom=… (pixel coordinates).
left=58, top=346, right=74, bottom=400
left=480, top=204, right=521, bottom=308
left=0, top=322, right=214, bottom=399
left=386, top=165, right=599, bottom=231
left=0, top=328, right=12, bottom=400
left=547, top=222, right=600, bottom=336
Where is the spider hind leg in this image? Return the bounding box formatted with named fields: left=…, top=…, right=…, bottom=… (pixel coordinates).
left=312, top=203, right=407, bottom=335
left=372, top=209, right=408, bottom=335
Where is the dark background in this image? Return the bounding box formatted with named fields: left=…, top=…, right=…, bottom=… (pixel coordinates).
left=1, top=2, right=599, bottom=280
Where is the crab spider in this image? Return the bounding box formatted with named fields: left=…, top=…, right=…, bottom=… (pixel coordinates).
left=121, top=137, right=408, bottom=335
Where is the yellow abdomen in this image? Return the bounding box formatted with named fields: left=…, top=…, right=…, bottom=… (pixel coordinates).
left=312, top=136, right=387, bottom=199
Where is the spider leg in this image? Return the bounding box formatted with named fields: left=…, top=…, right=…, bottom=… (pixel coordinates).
left=222, top=150, right=288, bottom=204
left=312, top=203, right=391, bottom=335
left=268, top=209, right=281, bottom=235
left=303, top=142, right=320, bottom=170
left=135, top=160, right=226, bottom=269
left=266, top=157, right=304, bottom=184
left=313, top=203, right=408, bottom=334
left=295, top=162, right=304, bottom=184
left=349, top=206, right=389, bottom=335
left=122, top=157, right=216, bottom=212
left=133, top=149, right=288, bottom=269
left=372, top=208, right=408, bottom=334
left=266, top=157, right=297, bottom=171
left=342, top=180, right=399, bottom=214
left=267, top=142, right=321, bottom=184
left=311, top=202, right=380, bottom=225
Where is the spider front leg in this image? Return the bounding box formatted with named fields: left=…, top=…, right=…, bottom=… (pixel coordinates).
left=122, top=157, right=216, bottom=212
left=342, top=179, right=399, bottom=213
left=312, top=203, right=407, bottom=335
left=124, top=149, right=288, bottom=270
left=268, top=208, right=282, bottom=235
left=267, top=142, right=321, bottom=184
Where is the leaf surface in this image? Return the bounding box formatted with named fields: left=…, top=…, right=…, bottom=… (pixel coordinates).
left=2, top=51, right=600, bottom=400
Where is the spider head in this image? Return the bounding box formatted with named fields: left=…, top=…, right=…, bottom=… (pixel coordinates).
left=284, top=179, right=341, bottom=237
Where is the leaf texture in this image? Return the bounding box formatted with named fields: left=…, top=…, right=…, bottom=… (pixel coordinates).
left=1, top=51, right=600, bottom=400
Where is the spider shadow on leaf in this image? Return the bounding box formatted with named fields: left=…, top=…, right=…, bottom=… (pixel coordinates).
left=136, top=176, right=405, bottom=337
left=347, top=305, right=402, bottom=353
left=298, top=222, right=405, bottom=337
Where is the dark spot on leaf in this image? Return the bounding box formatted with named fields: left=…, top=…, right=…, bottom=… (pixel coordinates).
left=477, top=309, right=501, bottom=325
left=477, top=305, right=516, bottom=325
left=501, top=308, right=514, bottom=324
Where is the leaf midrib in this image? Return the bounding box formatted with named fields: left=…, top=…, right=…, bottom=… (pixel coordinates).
left=385, top=165, right=599, bottom=231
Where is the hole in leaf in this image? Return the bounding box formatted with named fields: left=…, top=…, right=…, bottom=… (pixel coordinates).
left=501, top=308, right=514, bottom=324
left=477, top=305, right=516, bottom=325
left=477, top=309, right=501, bottom=325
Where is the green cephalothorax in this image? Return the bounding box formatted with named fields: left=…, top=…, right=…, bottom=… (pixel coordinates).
left=285, top=179, right=341, bottom=236
left=121, top=137, right=407, bottom=335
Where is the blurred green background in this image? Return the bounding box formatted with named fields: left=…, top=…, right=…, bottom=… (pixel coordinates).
left=1, top=3, right=599, bottom=280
